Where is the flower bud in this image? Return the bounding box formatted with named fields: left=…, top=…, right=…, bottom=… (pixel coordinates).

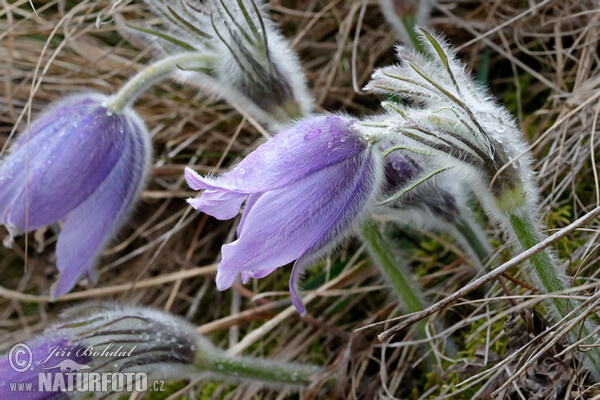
left=365, top=29, right=536, bottom=216
left=127, top=0, right=313, bottom=127
left=0, top=303, right=324, bottom=398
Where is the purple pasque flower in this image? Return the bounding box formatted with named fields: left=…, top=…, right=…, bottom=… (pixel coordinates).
left=185, top=116, right=382, bottom=315
left=0, top=93, right=151, bottom=297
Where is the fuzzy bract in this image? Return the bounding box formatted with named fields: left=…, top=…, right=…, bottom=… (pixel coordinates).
left=129, top=0, right=313, bottom=127
left=364, top=30, right=536, bottom=216
left=185, top=116, right=382, bottom=314
left=0, top=93, right=151, bottom=297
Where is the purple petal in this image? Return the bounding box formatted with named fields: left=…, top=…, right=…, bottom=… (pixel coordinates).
left=52, top=111, right=150, bottom=297
left=236, top=193, right=262, bottom=236
left=185, top=116, right=366, bottom=196
left=0, top=95, right=99, bottom=224
left=289, top=256, right=311, bottom=316
left=0, top=95, right=130, bottom=233
left=186, top=186, right=247, bottom=220
left=215, top=150, right=378, bottom=301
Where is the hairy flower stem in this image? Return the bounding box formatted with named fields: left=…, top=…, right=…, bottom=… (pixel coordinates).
left=453, top=215, right=493, bottom=266
left=506, top=210, right=600, bottom=377
left=109, top=53, right=215, bottom=113
left=198, top=350, right=322, bottom=387
left=360, top=219, right=451, bottom=362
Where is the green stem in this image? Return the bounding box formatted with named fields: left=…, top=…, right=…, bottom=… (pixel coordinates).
left=507, top=210, right=600, bottom=377
left=360, top=219, right=431, bottom=345
left=399, top=15, right=425, bottom=54
left=202, top=352, right=321, bottom=387
left=454, top=215, right=493, bottom=265
left=109, top=53, right=215, bottom=113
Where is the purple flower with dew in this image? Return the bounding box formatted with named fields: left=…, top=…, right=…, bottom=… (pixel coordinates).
left=0, top=93, right=151, bottom=297
left=185, top=116, right=382, bottom=315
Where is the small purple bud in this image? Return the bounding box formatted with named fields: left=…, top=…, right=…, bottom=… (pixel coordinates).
left=185, top=116, right=382, bottom=314
left=0, top=335, right=89, bottom=400
left=379, top=140, right=459, bottom=223
left=0, top=93, right=152, bottom=297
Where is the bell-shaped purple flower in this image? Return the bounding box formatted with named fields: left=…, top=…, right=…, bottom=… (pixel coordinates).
left=185, top=116, right=382, bottom=315
left=0, top=93, right=151, bottom=297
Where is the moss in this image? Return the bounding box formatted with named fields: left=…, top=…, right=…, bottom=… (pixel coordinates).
left=196, top=382, right=237, bottom=400
left=144, top=380, right=188, bottom=400
left=460, top=316, right=509, bottom=359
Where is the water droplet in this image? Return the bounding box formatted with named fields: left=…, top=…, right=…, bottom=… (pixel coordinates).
left=341, top=136, right=347, bottom=142
left=239, top=168, right=245, bottom=175
left=105, top=109, right=113, bottom=117
left=304, top=128, right=321, bottom=140
left=496, top=125, right=506, bottom=133
left=237, top=178, right=243, bottom=184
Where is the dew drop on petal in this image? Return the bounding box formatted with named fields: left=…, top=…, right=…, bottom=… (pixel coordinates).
left=304, top=128, right=321, bottom=140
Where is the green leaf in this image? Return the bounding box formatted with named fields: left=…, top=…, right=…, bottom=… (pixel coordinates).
left=418, top=28, right=449, bottom=71
left=378, top=167, right=449, bottom=205
left=381, top=145, right=432, bottom=158
left=126, top=24, right=196, bottom=51
left=166, top=5, right=211, bottom=39
left=417, top=27, right=462, bottom=94
left=219, top=0, right=255, bottom=45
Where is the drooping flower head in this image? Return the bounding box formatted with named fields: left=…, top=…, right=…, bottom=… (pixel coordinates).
left=0, top=303, right=203, bottom=399
left=365, top=29, right=536, bottom=217
left=0, top=93, right=152, bottom=297
left=127, top=0, right=313, bottom=127
left=0, top=302, right=323, bottom=398
left=185, top=116, right=382, bottom=314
